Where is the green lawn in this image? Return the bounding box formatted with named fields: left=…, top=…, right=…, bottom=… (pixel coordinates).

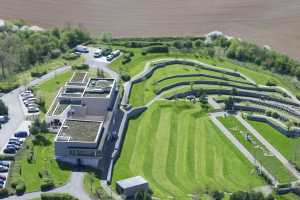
left=247, top=120, right=300, bottom=169
left=113, top=101, right=264, bottom=199
left=8, top=133, right=71, bottom=193
left=218, top=116, right=296, bottom=183
left=83, top=172, right=110, bottom=199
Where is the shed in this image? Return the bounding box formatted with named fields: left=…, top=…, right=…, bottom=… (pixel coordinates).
left=116, top=176, right=149, bottom=197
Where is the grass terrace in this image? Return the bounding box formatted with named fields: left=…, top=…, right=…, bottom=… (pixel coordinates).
left=57, top=120, right=102, bottom=142
left=246, top=120, right=300, bottom=169
left=113, top=101, right=264, bottom=199
left=70, top=71, right=88, bottom=83
left=218, top=116, right=296, bottom=183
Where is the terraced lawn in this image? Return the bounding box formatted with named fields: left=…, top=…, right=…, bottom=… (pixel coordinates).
left=218, top=116, right=296, bottom=183
left=113, top=101, right=264, bottom=199
left=247, top=120, right=300, bottom=169
left=129, top=64, right=249, bottom=107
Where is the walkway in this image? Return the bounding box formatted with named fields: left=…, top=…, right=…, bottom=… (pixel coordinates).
left=209, top=112, right=278, bottom=186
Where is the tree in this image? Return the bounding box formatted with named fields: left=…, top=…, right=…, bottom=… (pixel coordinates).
left=211, top=190, right=224, bottom=200
left=0, top=100, right=8, bottom=115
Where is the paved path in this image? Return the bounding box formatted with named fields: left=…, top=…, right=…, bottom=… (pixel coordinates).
left=6, top=171, right=90, bottom=200
left=236, top=114, right=300, bottom=180
left=209, top=112, right=278, bottom=186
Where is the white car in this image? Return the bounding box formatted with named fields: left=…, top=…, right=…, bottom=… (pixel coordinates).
left=21, top=91, right=32, bottom=96
left=27, top=107, right=39, bottom=113
left=22, top=94, right=34, bottom=100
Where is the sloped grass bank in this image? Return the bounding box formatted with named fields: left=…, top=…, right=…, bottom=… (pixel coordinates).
left=112, top=101, right=264, bottom=199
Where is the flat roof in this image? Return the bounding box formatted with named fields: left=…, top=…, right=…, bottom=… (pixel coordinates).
left=84, top=78, right=115, bottom=98
left=57, top=119, right=102, bottom=142
left=116, top=176, right=148, bottom=189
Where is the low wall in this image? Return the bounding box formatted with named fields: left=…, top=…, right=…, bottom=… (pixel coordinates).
left=247, top=115, right=300, bottom=137
left=106, top=106, right=148, bottom=183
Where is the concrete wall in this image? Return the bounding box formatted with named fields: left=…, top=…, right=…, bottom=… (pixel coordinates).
left=247, top=115, right=300, bottom=137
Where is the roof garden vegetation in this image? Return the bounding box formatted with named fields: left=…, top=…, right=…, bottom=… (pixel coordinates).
left=58, top=120, right=102, bottom=142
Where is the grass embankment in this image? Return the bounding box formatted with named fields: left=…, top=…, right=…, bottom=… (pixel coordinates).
left=247, top=120, right=300, bottom=169
left=8, top=133, right=71, bottom=193
left=113, top=101, right=264, bottom=199
left=218, top=116, right=296, bottom=183
left=129, top=63, right=250, bottom=107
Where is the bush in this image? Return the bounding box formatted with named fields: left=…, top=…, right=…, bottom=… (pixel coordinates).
left=27, top=151, right=34, bottom=163
left=41, top=192, right=79, bottom=200
left=0, top=154, right=15, bottom=161
left=142, top=46, right=169, bottom=54
left=15, top=182, right=26, bottom=195
left=31, top=71, right=47, bottom=78
left=41, top=177, right=55, bottom=191
left=39, top=170, right=49, bottom=178
left=0, top=100, right=8, bottom=116
left=271, top=111, right=279, bottom=119
left=122, top=56, right=132, bottom=65
left=71, top=64, right=89, bottom=70
left=0, top=188, right=8, bottom=198
left=63, top=53, right=80, bottom=60
left=121, top=73, right=131, bottom=82
left=266, top=80, right=277, bottom=86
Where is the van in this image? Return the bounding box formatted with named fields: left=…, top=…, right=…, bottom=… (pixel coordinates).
left=14, top=131, right=28, bottom=138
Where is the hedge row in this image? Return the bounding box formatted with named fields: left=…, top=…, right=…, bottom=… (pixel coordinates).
left=41, top=193, right=79, bottom=200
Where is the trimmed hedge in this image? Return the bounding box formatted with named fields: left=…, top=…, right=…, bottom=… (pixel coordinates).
left=63, top=53, right=80, bottom=60
left=41, top=178, right=54, bottom=191
left=15, top=182, right=26, bottom=195
left=41, top=193, right=79, bottom=200
left=142, top=46, right=169, bottom=54
left=71, top=64, right=89, bottom=70
left=0, top=188, right=8, bottom=198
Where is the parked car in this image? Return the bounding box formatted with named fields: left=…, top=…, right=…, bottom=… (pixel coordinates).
left=21, top=90, right=32, bottom=96
left=0, top=183, right=3, bottom=188
left=14, top=131, right=28, bottom=138
left=27, top=107, right=39, bottom=113
left=106, top=54, right=114, bottom=61
left=75, top=45, right=89, bottom=53
left=93, top=52, right=101, bottom=58
left=9, top=137, right=23, bottom=143
left=0, top=116, right=9, bottom=123
left=0, top=179, right=4, bottom=185
left=25, top=103, right=38, bottom=108
left=0, top=174, right=6, bottom=180
left=8, top=140, right=21, bottom=146
left=22, top=94, right=34, bottom=100
left=3, top=148, right=16, bottom=154
left=0, top=166, right=8, bottom=172
left=0, top=161, right=9, bottom=167
left=6, top=144, right=20, bottom=150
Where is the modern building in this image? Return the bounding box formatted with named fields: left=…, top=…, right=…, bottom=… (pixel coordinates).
left=116, top=176, right=149, bottom=198
left=46, top=71, right=120, bottom=168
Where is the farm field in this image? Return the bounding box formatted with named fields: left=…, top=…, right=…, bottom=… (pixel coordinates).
left=218, top=116, right=296, bottom=183
left=113, top=101, right=264, bottom=199
left=247, top=120, right=300, bottom=169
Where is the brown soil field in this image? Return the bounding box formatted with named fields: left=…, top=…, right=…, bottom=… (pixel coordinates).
left=1, top=0, right=300, bottom=58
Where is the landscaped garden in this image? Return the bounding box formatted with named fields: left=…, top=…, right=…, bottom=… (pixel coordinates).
left=7, top=133, right=71, bottom=193
left=218, top=115, right=296, bottom=183
left=246, top=120, right=300, bottom=169
left=112, top=101, right=265, bottom=199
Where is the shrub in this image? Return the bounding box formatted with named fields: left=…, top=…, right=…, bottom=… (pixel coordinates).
left=122, top=56, right=131, bottom=65
left=271, top=111, right=279, bottom=119
left=0, top=188, right=8, bottom=198
left=71, top=64, right=89, bottom=70
left=121, top=73, right=131, bottom=82
left=266, top=80, right=277, bottom=86
left=142, top=46, right=169, bottom=54
left=265, top=110, right=272, bottom=117
left=63, top=53, right=80, bottom=60
left=0, top=154, right=15, bottom=161
left=0, top=100, right=8, bottom=116
left=15, top=182, right=26, bottom=195
left=31, top=71, right=47, bottom=78
left=27, top=151, right=34, bottom=163
left=39, top=170, right=49, bottom=178
left=41, top=178, right=55, bottom=191
left=41, top=192, right=79, bottom=200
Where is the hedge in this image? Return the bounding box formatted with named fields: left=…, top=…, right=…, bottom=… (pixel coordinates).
left=41, top=193, right=79, bottom=200
left=41, top=178, right=54, bottom=191
left=62, top=53, right=80, bottom=60
left=142, top=46, right=169, bottom=54
left=31, top=71, right=47, bottom=78
left=71, top=64, right=89, bottom=70
left=15, top=182, right=26, bottom=195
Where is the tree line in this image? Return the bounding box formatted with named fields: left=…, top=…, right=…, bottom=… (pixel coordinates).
left=0, top=24, right=90, bottom=80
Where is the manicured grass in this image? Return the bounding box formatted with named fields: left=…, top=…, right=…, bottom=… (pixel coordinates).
left=247, top=120, right=300, bottom=169
left=33, top=70, right=74, bottom=109
left=113, top=101, right=264, bottom=199
left=8, top=133, right=71, bottom=193
left=218, top=116, right=296, bottom=183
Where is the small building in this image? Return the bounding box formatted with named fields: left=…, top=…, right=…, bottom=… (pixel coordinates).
left=116, top=176, right=149, bottom=198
